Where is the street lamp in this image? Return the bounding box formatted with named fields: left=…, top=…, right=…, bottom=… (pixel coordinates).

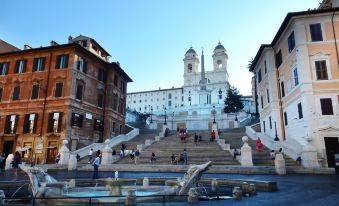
left=164, top=106, right=167, bottom=125
left=212, top=105, right=216, bottom=124
left=274, top=121, right=279, bottom=141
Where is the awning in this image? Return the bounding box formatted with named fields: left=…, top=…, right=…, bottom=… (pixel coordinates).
left=16, top=147, right=31, bottom=152
left=46, top=146, right=56, bottom=149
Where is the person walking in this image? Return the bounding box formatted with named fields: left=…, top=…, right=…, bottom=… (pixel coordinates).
left=256, top=138, right=264, bottom=152
left=210, top=130, right=216, bottom=141
left=12, top=151, right=22, bottom=178
left=88, top=148, right=93, bottom=163
left=134, top=149, right=140, bottom=164
left=194, top=133, right=198, bottom=146
left=150, top=152, right=156, bottom=164
left=270, top=150, right=276, bottom=165
left=183, top=149, right=188, bottom=165
left=92, top=154, right=101, bottom=179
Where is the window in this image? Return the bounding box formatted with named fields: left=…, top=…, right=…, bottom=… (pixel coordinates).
left=275, top=50, right=282, bottom=68
left=260, top=96, right=263, bottom=109
left=77, top=56, right=87, bottom=73
left=23, top=113, right=38, bottom=134
left=187, top=64, right=192, bottom=73
left=264, top=60, right=267, bottom=74
left=71, top=113, right=84, bottom=128
left=288, top=31, right=295, bottom=53
left=31, top=84, right=39, bottom=99
left=168, top=93, right=172, bottom=99
left=120, top=81, right=126, bottom=93
left=298, top=102, right=303, bottom=119
left=263, top=121, right=266, bottom=133
left=5, top=115, right=18, bottom=134
left=114, top=74, right=118, bottom=86
left=168, top=101, right=172, bottom=107
left=269, top=116, right=272, bottom=129
left=284, top=112, right=288, bottom=126
left=320, top=98, right=334, bottom=115
left=0, top=87, right=3, bottom=102
left=33, top=57, right=45, bottom=72
left=94, top=119, right=103, bottom=131
left=0, top=62, right=9, bottom=75
left=310, top=23, right=323, bottom=42
left=98, top=69, right=105, bottom=82
left=293, top=68, right=299, bottom=86
left=315, top=60, right=328, bottom=80
left=56, top=54, right=69, bottom=69
left=12, top=86, right=20, bottom=101
left=14, top=59, right=26, bottom=73
left=280, top=81, right=285, bottom=98
left=97, top=93, right=104, bottom=108
left=257, top=69, right=262, bottom=83
left=54, top=82, right=63, bottom=98
left=113, top=93, right=118, bottom=111
left=267, top=89, right=270, bottom=103
left=47, top=112, right=62, bottom=133
left=76, top=84, right=83, bottom=100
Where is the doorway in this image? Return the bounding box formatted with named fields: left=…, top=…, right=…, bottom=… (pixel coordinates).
left=324, top=137, right=339, bottom=168
left=46, top=141, right=58, bottom=164
left=3, top=141, right=14, bottom=157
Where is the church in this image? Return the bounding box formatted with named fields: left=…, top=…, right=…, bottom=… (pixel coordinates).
left=126, top=42, right=230, bottom=115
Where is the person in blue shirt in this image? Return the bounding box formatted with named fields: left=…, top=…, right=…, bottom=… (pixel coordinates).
left=92, top=155, right=101, bottom=179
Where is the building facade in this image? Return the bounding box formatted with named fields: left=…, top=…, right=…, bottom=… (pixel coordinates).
left=127, top=43, right=230, bottom=115
left=0, top=36, right=132, bottom=163
left=250, top=5, right=339, bottom=168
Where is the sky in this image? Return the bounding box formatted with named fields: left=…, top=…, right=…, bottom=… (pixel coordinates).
left=0, top=0, right=321, bottom=95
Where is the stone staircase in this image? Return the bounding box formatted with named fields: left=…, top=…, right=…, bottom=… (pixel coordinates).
left=219, top=128, right=297, bottom=166
left=116, top=130, right=239, bottom=165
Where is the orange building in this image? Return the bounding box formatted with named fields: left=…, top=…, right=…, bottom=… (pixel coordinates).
left=0, top=36, right=132, bottom=164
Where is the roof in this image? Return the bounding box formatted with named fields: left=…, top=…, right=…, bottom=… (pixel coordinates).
left=214, top=42, right=225, bottom=51
left=127, top=87, right=183, bottom=95
left=249, top=7, right=339, bottom=72
left=71, top=35, right=111, bottom=56
left=0, top=39, right=20, bottom=54
left=0, top=43, right=133, bottom=83
left=185, top=47, right=197, bottom=55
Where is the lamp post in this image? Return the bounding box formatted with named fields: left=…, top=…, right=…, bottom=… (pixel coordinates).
left=164, top=106, right=167, bottom=125
left=212, top=105, right=216, bottom=124
left=150, top=106, right=153, bottom=124
left=274, top=121, right=279, bottom=141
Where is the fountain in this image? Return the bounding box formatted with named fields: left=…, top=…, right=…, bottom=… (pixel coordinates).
left=19, top=161, right=213, bottom=204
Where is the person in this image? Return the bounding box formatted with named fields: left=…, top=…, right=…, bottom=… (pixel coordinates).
left=76, top=154, right=80, bottom=162
left=278, top=148, right=283, bottom=154
left=114, top=171, right=119, bottom=180
left=112, top=149, right=116, bottom=156
left=210, top=130, right=216, bottom=142
left=296, top=156, right=301, bottom=165
left=183, top=149, right=188, bottom=165
left=130, top=149, right=135, bottom=162
left=179, top=154, right=184, bottom=163
left=134, top=149, right=140, bottom=164
left=270, top=150, right=276, bottom=165
left=12, top=151, right=22, bottom=177
left=256, top=137, right=264, bottom=152
left=55, top=153, right=61, bottom=164
left=233, top=148, right=240, bottom=159
left=150, top=152, right=156, bottom=164
left=0, top=154, right=5, bottom=170
left=180, top=132, right=185, bottom=143
left=171, top=154, right=176, bottom=164
left=198, top=134, right=202, bottom=142
left=121, top=143, right=126, bottom=156
left=92, top=154, right=101, bottom=179
left=88, top=148, right=93, bottom=163
left=194, top=133, right=198, bottom=146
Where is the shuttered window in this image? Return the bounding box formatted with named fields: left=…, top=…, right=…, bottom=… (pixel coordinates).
left=55, top=82, right=63, bottom=98
left=315, top=60, right=328, bottom=80
left=0, top=87, right=3, bottom=102
left=55, top=54, right=69, bottom=69
left=48, top=112, right=62, bottom=133
left=0, top=62, right=9, bottom=75
left=310, top=23, right=323, bottom=42
left=76, top=84, right=83, bottom=100
left=298, top=103, right=303, bottom=119
left=31, top=84, right=39, bottom=99
left=12, top=86, right=20, bottom=101
left=33, top=57, right=46, bottom=72
left=71, top=113, right=84, bottom=128
left=14, top=60, right=26, bottom=73
left=320, top=98, right=334, bottom=115
left=23, top=113, right=38, bottom=133
left=77, top=56, right=87, bottom=73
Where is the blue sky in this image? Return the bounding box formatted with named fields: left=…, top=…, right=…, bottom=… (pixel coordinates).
left=0, top=0, right=320, bottom=95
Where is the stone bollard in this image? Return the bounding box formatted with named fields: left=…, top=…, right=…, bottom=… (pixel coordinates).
left=155, top=136, right=161, bottom=141
left=143, top=177, right=149, bottom=187
left=211, top=178, right=219, bottom=192
left=275, top=153, right=286, bottom=175
left=240, top=136, right=253, bottom=166
left=125, top=189, right=136, bottom=206
left=67, top=154, right=77, bottom=171
left=232, top=186, right=242, bottom=200
left=301, top=145, right=320, bottom=168
left=5, top=154, right=14, bottom=170
left=59, top=140, right=70, bottom=165
left=187, top=188, right=199, bottom=203
left=248, top=184, right=257, bottom=196
left=241, top=182, right=249, bottom=194
left=145, top=139, right=152, bottom=146
left=101, top=140, right=113, bottom=165
left=0, top=190, right=5, bottom=205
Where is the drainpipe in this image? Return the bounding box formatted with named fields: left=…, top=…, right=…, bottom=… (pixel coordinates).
left=275, top=68, right=286, bottom=141
left=331, top=10, right=339, bottom=69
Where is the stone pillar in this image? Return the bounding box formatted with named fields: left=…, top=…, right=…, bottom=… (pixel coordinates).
left=125, top=189, right=136, bottom=206
left=58, top=140, right=70, bottom=165
left=143, top=177, right=149, bottom=187
left=211, top=179, right=218, bottom=192
left=212, top=123, right=219, bottom=140
left=101, top=140, right=113, bottom=165
left=240, top=136, right=253, bottom=166
left=67, top=154, right=77, bottom=171
left=232, top=186, right=242, bottom=200
left=5, top=154, right=14, bottom=170
left=275, top=153, right=286, bottom=175
left=301, top=145, right=320, bottom=168
left=187, top=188, right=199, bottom=203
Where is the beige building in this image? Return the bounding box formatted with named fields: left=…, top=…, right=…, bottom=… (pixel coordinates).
left=249, top=4, right=339, bottom=168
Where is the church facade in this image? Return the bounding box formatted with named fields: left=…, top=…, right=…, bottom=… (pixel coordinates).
left=127, top=42, right=230, bottom=114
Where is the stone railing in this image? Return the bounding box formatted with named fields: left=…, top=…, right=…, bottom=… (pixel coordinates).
left=70, top=125, right=139, bottom=158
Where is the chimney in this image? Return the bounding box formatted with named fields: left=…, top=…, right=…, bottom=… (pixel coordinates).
left=50, top=40, right=59, bottom=46
left=24, top=44, right=32, bottom=50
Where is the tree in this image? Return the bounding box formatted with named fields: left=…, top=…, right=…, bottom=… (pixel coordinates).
left=224, top=86, right=244, bottom=113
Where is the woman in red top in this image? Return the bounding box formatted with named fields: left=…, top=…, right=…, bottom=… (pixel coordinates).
left=256, top=137, right=264, bottom=152
left=210, top=130, right=216, bottom=141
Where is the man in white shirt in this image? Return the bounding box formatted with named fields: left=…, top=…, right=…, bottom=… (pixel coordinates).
left=88, top=148, right=93, bottom=163
left=92, top=155, right=100, bottom=179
